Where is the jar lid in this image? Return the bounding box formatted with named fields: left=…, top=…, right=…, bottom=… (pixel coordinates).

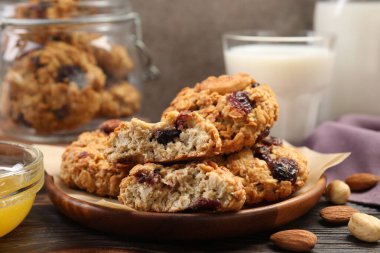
left=0, top=0, right=135, bottom=27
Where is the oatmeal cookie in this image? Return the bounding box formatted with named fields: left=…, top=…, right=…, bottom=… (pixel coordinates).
left=60, top=32, right=134, bottom=80
left=14, top=0, right=79, bottom=19
left=60, top=120, right=132, bottom=197
left=2, top=41, right=105, bottom=133
left=222, top=137, right=308, bottom=205
left=99, top=81, right=141, bottom=118
left=12, top=0, right=78, bottom=45
left=163, top=73, right=279, bottom=154
left=106, top=111, right=222, bottom=164
left=118, top=162, right=246, bottom=212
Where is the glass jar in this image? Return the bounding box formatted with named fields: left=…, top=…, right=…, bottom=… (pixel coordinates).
left=0, top=0, right=158, bottom=143
left=314, top=0, right=380, bottom=122
left=0, top=141, right=44, bottom=237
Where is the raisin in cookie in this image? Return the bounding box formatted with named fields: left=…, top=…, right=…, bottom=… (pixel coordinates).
left=14, top=0, right=79, bottom=19
left=2, top=41, right=105, bottom=133
left=60, top=32, right=134, bottom=80
left=118, top=162, right=246, bottom=212
left=98, top=81, right=141, bottom=118
left=60, top=120, right=132, bottom=197
left=106, top=111, right=222, bottom=164
left=163, top=73, right=279, bottom=154
left=223, top=137, right=308, bottom=205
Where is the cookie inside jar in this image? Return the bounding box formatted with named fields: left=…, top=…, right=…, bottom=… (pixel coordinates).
left=0, top=0, right=146, bottom=142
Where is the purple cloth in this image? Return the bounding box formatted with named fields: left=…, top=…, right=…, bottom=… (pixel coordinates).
left=305, top=114, right=380, bottom=206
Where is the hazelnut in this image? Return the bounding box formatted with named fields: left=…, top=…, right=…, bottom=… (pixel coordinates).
left=348, top=213, right=380, bottom=242
left=325, top=180, right=351, bottom=204
left=98, top=119, right=122, bottom=134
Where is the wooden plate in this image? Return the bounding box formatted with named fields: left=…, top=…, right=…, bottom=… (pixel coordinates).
left=46, top=174, right=326, bottom=240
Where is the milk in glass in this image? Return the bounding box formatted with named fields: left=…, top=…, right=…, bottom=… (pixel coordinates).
left=315, top=1, right=380, bottom=120
left=224, top=44, right=334, bottom=143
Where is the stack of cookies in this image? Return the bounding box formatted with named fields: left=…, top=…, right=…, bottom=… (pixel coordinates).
left=60, top=73, right=309, bottom=213
left=1, top=0, right=140, bottom=133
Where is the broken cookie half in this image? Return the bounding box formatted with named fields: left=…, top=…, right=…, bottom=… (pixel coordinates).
left=106, top=111, right=222, bottom=164
left=118, top=161, right=246, bottom=212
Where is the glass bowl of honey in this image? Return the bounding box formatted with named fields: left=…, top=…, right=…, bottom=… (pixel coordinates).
left=0, top=141, right=44, bottom=237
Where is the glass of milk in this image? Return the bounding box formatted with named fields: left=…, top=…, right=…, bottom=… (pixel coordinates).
left=223, top=31, right=334, bottom=144
left=315, top=0, right=380, bottom=121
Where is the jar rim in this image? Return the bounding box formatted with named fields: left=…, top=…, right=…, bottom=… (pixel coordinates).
left=0, top=11, right=138, bottom=27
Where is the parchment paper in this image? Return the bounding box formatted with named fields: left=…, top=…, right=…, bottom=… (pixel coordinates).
left=37, top=144, right=350, bottom=211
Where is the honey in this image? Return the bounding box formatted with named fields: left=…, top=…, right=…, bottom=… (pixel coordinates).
left=0, top=194, right=35, bottom=237
left=0, top=143, right=44, bottom=238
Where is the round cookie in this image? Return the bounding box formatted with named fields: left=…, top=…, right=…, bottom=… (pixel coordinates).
left=163, top=73, right=279, bottom=154
left=99, top=81, right=141, bottom=118
left=224, top=137, right=308, bottom=205
left=12, top=0, right=78, bottom=46
left=59, top=32, right=134, bottom=80
left=3, top=41, right=105, bottom=133
left=60, top=120, right=131, bottom=198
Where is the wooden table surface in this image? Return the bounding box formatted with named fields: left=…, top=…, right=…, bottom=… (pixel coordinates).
left=0, top=188, right=379, bottom=253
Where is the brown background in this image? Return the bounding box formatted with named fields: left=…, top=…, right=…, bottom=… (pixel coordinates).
left=131, top=0, right=316, bottom=120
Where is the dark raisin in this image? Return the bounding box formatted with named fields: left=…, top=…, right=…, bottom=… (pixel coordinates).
left=221, top=154, right=229, bottom=161
left=56, top=65, right=86, bottom=88
left=134, top=169, right=161, bottom=185
left=251, top=82, right=261, bottom=88
left=254, top=145, right=272, bottom=162
left=78, top=151, right=89, bottom=159
left=175, top=112, right=190, bottom=130
left=52, top=106, right=69, bottom=120
left=104, top=76, right=119, bottom=89
left=31, top=56, right=44, bottom=69
left=153, top=128, right=181, bottom=145
left=99, top=119, right=122, bottom=135
left=31, top=1, right=52, bottom=18
left=269, top=158, right=298, bottom=183
left=261, top=136, right=283, bottom=146
left=257, top=128, right=271, bottom=142
left=16, top=113, right=31, bottom=127
left=189, top=198, right=221, bottom=211
left=116, top=157, right=132, bottom=164
left=228, top=91, right=256, bottom=114
left=49, top=34, right=61, bottom=41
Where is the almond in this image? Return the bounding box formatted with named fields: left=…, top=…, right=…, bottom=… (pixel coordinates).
left=320, top=205, right=359, bottom=224
left=270, top=229, right=317, bottom=252
left=345, top=173, right=379, bottom=192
